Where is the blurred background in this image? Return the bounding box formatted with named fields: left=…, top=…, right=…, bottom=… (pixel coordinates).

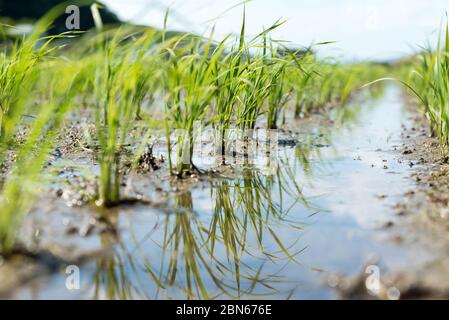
left=1, top=0, right=448, bottom=61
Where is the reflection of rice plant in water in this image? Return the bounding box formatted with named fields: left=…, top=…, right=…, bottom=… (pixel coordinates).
left=83, top=163, right=310, bottom=299
left=136, top=167, right=307, bottom=299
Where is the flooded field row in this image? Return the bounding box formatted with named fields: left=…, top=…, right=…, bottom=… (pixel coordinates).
left=0, top=84, right=441, bottom=300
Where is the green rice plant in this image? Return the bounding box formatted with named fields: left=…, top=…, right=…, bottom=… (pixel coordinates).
left=0, top=78, right=79, bottom=255
left=301, top=62, right=345, bottom=110
left=289, top=59, right=388, bottom=117
left=0, top=0, right=94, bottom=138
left=210, top=10, right=287, bottom=160
left=408, top=22, right=449, bottom=149
left=229, top=27, right=286, bottom=159
left=266, top=43, right=307, bottom=129
left=0, top=4, right=87, bottom=254
left=208, top=11, right=289, bottom=141
left=0, top=37, right=49, bottom=137
left=0, top=46, right=81, bottom=256
left=284, top=52, right=316, bottom=118
left=211, top=27, right=246, bottom=163
left=235, top=53, right=270, bottom=133
left=163, top=32, right=223, bottom=173
left=90, top=27, right=160, bottom=206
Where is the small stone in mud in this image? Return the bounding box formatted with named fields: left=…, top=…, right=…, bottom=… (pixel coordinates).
left=65, top=226, right=78, bottom=235
left=278, top=139, right=297, bottom=147
left=55, top=189, right=64, bottom=197
left=409, top=162, right=414, bottom=168
left=383, top=221, right=394, bottom=229
left=314, top=143, right=330, bottom=148
left=402, top=149, right=413, bottom=155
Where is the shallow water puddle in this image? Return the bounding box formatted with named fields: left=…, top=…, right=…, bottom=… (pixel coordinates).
left=9, top=85, right=431, bottom=299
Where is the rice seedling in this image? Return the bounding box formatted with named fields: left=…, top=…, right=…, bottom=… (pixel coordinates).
left=210, top=13, right=287, bottom=161
left=0, top=36, right=49, bottom=137
left=163, top=32, right=223, bottom=173
left=287, top=54, right=316, bottom=118
left=129, top=8, right=358, bottom=173
left=405, top=21, right=449, bottom=151
left=234, top=50, right=270, bottom=133
left=88, top=26, right=160, bottom=207
left=266, top=44, right=304, bottom=129
left=0, top=78, right=80, bottom=255
left=208, top=18, right=288, bottom=163
left=211, top=28, right=246, bottom=163
left=0, top=34, right=81, bottom=255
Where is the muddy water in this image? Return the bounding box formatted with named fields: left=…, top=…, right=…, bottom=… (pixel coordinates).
left=9, top=84, right=430, bottom=299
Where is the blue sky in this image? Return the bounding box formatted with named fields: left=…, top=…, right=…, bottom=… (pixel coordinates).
left=102, top=0, right=449, bottom=61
